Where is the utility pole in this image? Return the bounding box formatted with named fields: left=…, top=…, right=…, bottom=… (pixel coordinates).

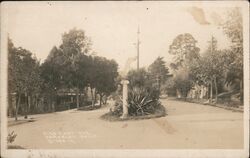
left=210, top=36, right=216, bottom=54
left=137, top=26, right=140, bottom=70
left=209, top=36, right=213, bottom=102
left=209, top=35, right=217, bottom=102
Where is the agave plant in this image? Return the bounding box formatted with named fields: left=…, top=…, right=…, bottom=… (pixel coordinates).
left=128, top=87, right=160, bottom=116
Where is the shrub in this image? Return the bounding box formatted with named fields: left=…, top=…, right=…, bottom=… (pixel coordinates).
left=7, top=131, right=17, bottom=144
left=128, top=87, right=161, bottom=116
left=109, top=94, right=123, bottom=116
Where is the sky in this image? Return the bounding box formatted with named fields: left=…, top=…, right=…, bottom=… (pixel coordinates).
left=4, top=1, right=234, bottom=71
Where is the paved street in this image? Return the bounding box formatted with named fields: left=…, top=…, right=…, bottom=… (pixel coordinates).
left=8, top=99, right=243, bottom=149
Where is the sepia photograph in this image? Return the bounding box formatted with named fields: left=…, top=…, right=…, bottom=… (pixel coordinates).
left=0, top=1, right=249, bottom=158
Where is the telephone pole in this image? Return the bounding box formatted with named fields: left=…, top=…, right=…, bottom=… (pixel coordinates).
left=208, top=35, right=217, bottom=102
left=210, top=36, right=213, bottom=101
left=137, top=26, right=140, bottom=70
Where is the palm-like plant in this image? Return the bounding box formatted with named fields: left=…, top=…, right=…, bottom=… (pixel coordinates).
left=128, top=87, right=160, bottom=116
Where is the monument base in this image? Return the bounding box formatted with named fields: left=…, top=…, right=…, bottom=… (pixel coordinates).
left=120, top=113, right=128, bottom=119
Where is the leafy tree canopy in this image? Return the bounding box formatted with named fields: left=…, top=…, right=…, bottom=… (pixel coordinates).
left=169, top=33, right=200, bottom=69
left=148, top=57, right=170, bottom=84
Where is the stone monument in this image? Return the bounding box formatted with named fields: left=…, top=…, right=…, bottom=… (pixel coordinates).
left=119, top=57, right=136, bottom=119
left=120, top=80, right=129, bottom=119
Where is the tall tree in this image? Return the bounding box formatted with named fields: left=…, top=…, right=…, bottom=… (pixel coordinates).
left=40, top=46, right=64, bottom=112
left=190, top=37, right=225, bottom=103
left=221, top=7, right=243, bottom=102
left=168, top=33, right=200, bottom=97
left=94, top=57, right=119, bottom=106
left=8, top=38, right=42, bottom=120
left=60, top=28, right=92, bottom=56
left=127, top=68, right=150, bottom=89
left=58, top=28, right=92, bottom=108
left=148, top=57, right=170, bottom=90
left=169, top=33, right=200, bottom=69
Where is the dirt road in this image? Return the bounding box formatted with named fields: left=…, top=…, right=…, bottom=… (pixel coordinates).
left=8, top=99, right=243, bottom=149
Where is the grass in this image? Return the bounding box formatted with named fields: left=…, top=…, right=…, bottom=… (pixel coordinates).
left=100, top=104, right=167, bottom=122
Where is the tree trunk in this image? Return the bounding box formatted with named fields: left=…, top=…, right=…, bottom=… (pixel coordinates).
left=26, top=95, right=31, bottom=118
left=52, top=101, right=55, bottom=112
left=24, top=93, right=28, bottom=119
left=94, top=89, right=97, bottom=105
left=35, top=95, right=38, bottom=113
left=214, top=78, right=218, bottom=103
left=82, top=88, right=87, bottom=105
left=10, top=93, right=16, bottom=117
left=240, top=79, right=243, bottom=103
left=28, top=95, right=31, bottom=112
left=48, top=97, right=51, bottom=112
left=206, top=85, right=209, bottom=100
left=210, top=81, right=213, bottom=103
left=76, top=88, right=79, bottom=109
left=104, top=96, right=107, bottom=104
left=15, top=93, right=21, bottom=121
left=51, top=95, right=55, bottom=112
left=91, top=88, right=95, bottom=107
left=99, top=94, right=103, bottom=107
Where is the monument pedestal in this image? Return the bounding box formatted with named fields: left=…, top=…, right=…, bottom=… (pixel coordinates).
left=120, top=80, right=129, bottom=119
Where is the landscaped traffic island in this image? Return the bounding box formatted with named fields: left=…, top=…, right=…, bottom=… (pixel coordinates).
left=101, top=69, right=167, bottom=121
left=100, top=104, right=166, bottom=121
